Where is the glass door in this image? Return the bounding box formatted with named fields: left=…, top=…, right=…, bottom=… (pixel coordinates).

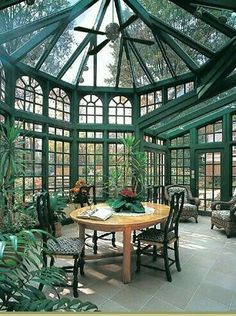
left=196, top=150, right=222, bottom=211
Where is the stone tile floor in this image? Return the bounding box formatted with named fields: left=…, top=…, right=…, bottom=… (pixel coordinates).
left=54, top=216, right=236, bottom=313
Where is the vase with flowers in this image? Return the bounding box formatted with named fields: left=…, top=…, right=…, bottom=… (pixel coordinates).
left=69, top=178, right=87, bottom=203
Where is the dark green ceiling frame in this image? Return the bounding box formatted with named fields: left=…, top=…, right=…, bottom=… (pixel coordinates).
left=169, top=0, right=236, bottom=38
left=183, top=0, right=236, bottom=11
left=0, top=0, right=25, bottom=10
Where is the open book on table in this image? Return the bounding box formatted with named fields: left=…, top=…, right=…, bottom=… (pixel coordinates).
left=77, top=207, right=113, bottom=221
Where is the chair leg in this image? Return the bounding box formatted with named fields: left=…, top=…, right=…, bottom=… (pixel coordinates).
left=50, top=256, right=55, bottom=267
left=80, top=247, right=85, bottom=276
left=133, top=230, right=137, bottom=243
left=163, top=244, right=172, bottom=282
left=92, top=230, right=98, bottom=254
left=73, top=255, right=79, bottom=298
left=211, top=223, right=214, bottom=229
left=152, top=245, right=157, bottom=261
left=111, top=232, right=116, bottom=247
left=195, top=216, right=198, bottom=223
left=174, top=240, right=181, bottom=272
left=136, top=240, right=141, bottom=272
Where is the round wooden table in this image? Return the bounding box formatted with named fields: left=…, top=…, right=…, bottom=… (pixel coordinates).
left=70, top=202, right=170, bottom=284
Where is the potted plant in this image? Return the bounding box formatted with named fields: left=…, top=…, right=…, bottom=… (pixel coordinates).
left=107, top=136, right=147, bottom=213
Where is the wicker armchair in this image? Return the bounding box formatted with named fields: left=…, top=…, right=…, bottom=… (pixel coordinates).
left=164, top=185, right=200, bottom=223
left=211, top=196, right=236, bottom=238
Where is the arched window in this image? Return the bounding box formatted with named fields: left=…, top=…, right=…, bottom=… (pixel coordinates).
left=109, top=96, right=132, bottom=125
left=48, top=88, right=70, bottom=121
left=15, top=76, right=43, bottom=114
left=79, top=95, right=103, bottom=124
left=0, top=61, right=6, bottom=102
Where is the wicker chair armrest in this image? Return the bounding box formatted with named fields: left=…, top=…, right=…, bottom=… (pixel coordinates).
left=189, top=197, right=200, bottom=207
left=211, top=200, right=231, bottom=210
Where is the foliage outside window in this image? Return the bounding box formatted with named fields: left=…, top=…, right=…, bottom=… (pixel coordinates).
left=145, top=151, right=165, bottom=187
left=48, top=140, right=70, bottom=194
left=171, top=134, right=190, bottom=146
left=49, top=126, right=70, bottom=137
left=0, top=61, right=5, bottom=102
left=198, top=120, right=222, bottom=143
left=170, top=148, right=190, bottom=185
left=140, top=90, right=162, bottom=116
left=78, top=131, right=103, bottom=139
left=15, top=135, right=43, bottom=202
left=167, top=82, right=194, bottom=101
left=48, top=88, right=70, bottom=122
left=108, top=96, right=132, bottom=125
left=15, top=76, right=43, bottom=114
left=232, top=114, right=236, bottom=141
left=16, top=120, right=42, bottom=132
left=79, top=95, right=103, bottom=124
left=78, top=142, right=103, bottom=197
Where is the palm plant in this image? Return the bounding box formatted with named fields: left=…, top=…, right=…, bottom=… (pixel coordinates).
left=0, top=229, right=98, bottom=312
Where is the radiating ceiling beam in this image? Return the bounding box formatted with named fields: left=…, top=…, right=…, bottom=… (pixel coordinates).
left=157, top=31, right=199, bottom=72
left=127, top=41, right=154, bottom=84
left=154, top=34, right=176, bottom=78
left=124, top=0, right=214, bottom=58
left=0, top=8, right=70, bottom=45
left=169, top=0, right=236, bottom=38
left=187, top=0, right=236, bottom=11
left=57, top=0, right=110, bottom=80
left=10, top=22, right=60, bottom=63
left=116, top=39, right=124, bottom=87
left=35, top=23, right=68, bottom=71
left=197, top=37, right=236, bottom=99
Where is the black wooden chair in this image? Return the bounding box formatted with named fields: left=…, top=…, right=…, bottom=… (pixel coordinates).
left=135, top=191, right=184, bottom=282
left=78, top=185, right=116, bottom=254
left=36, top=191, right=85, bottom=298
left=132, top=185, right=165, bottom=243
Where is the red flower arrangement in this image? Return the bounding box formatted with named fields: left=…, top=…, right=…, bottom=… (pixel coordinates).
left=107, top=187, right=145, bottom=213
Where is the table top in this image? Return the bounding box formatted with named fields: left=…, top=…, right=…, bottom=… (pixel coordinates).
left=70, top=202, right=170, bottom=232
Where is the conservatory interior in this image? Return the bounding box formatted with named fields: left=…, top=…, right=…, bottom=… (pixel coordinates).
left=1, top=0, right=236, bottom=313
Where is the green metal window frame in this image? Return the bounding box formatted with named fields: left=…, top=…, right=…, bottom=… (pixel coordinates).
left=48, top=139, right=71, bottom=194
left=140, top=90, right=162, bottom=117
left=108, top=96, right=132, bottom=125
left=198, top=120, right=223, bottom=143
left=48, top=87, right=70, bottom=122
left=15, top=133, right=43, bottom=203
left=79, top=94, right=103, bottom=124
left=15, top=76, right=43, bottom=114
left=145, top=150, right=165, bottom=187
left=78, top=142, right=104, bottom=197
left=170, top=148, right=191, bottom=185
left=0, top=61, right=5, bottom=102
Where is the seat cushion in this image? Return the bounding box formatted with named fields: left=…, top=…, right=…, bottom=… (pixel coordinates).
left=47, top=237, right=84, bottom=255
left=212, top=210, right=231, bottom=222
left=136, top=228, right=175, bottom=243
left=183, top=203, right=197, bottom=212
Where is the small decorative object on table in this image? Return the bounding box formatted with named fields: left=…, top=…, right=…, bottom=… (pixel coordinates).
left=107, top=187, right=145, bottom=213
left=70, top=178, right=87, bottom=203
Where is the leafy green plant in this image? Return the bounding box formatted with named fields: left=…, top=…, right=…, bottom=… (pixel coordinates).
left=0, top=229, right=98, bottom=312
left=49, top=191, right=68, bottom=223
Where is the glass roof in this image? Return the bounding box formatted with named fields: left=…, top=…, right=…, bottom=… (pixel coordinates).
left=0, top=0, right=236, bottom=89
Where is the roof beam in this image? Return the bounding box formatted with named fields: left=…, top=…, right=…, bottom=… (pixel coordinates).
left=186, top=0, right=236, bottom=11
left=10, top=22, right=60, bottom=63
left=115, top=38, right=124, bottom=87
left=197, top=37, right=236, bottom=99
left=169, top=0, right=236, bottom=38
left=0, top=0, right=24, bottom=10
left=138, top=90, right=198, bottom=130
left=156, top=91, right=236, bottom=136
